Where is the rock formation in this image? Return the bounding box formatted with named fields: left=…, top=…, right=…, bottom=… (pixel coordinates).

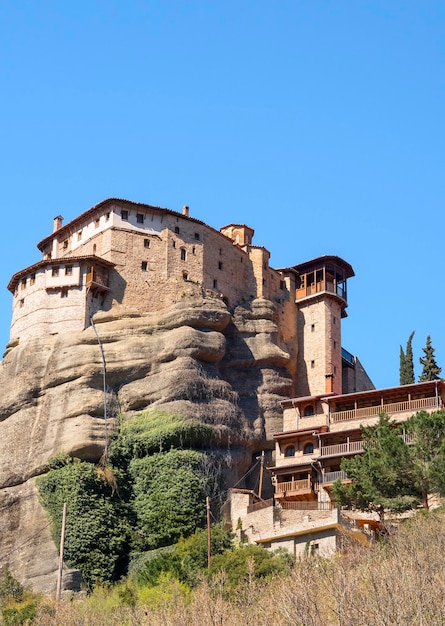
left=0, top=295, right=295, bottom=593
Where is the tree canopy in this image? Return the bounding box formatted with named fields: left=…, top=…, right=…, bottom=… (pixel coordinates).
left=400, top=331, right=415, bottom=385
left=419, top=335, right=442, bottom=382
left=334, top=410, right=445, bottom=519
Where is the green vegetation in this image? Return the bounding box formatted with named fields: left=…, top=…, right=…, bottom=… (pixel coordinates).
left=37, top=411, right=224, bottom=588
left=334, top=410, right=445, bottom=519
left=399, top=330, right=415, bottom=385
left=8, top=508, right=445, bottom=625
left=333, top=413, right=421, bottom=519
left=419, top=334, right=442, bottom=381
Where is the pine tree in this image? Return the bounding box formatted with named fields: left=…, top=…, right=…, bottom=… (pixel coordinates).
left=419, top=335, right=442, bottom=381
left=400, top=331, right=415, bottom=385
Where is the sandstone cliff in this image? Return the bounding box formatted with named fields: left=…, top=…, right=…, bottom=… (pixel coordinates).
left=0, top=296, right=295, bottom=593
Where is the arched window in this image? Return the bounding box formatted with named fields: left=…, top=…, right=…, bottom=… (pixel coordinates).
left=303, top=442, right=314, bottom=455
left=285, top=445, right=295, bottom=457
left=304, top=405, right=314, bottom=417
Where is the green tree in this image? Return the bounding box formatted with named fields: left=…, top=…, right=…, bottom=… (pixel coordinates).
left=400, top=331, right=415, bottom=385
left=333, top=413, right=422, bottom=519
left=130, top=449, right=213, bottom=550
left=419, top=335, right=442, bottom=381
left=405, top=410, right=445, bottom=508
left=37, top=456, right=130, bottom=589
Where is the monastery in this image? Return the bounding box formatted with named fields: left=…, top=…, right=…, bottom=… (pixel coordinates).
left=9, top=197, right=443, bottom=561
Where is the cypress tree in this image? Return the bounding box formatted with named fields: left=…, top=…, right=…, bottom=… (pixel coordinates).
left=419, top=335, right=442, bottom=381
left=400, top=331, right=415, bottom=385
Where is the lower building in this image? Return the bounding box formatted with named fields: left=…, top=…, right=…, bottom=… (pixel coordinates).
left=227, top=380, right=445, bottom=554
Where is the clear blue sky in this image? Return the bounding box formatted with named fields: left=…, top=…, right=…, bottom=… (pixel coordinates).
left=1, top=1, right=444, bottom=390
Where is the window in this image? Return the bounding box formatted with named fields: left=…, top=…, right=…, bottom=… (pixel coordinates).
left=280, top=280, right=285, bottom=290
left=144, top=239, right=150, bottom=248
left=213, top=279, right=218, bottom=289
left=180, top=248, right=187, bottom=261
left=310, top=543, right=319, bottom=557
left=61, top=288, right=68, bottom=298
left=77, top=231, right=82, bottom=241
left=52, top=266, right=59, bottom=277
left=182, top=271, right=189, bottom=280
left=192, top=246, right=196, bottom=255
left=20, top=280, right=26, bottom=290
left=311, top=360, right=315, bottom=369
left=285, top=445, right=295, bottom=457
left=106, top=212, right=110, bottom=220
left=95, top=218, right=100, bottom=228
left=304, top=405, right=314, bottom=416
left=175, top=226, right=180, bottom=234
left=172, top=240, right=176, bottom=248
left=137, top=213, right=144, bottom=224
left=19, top=298, right=24, bottom=308
left=141, top=261, right=148, bottom=271
left=303, top=442, right=314, bottom=455
left=218, top=261, right=223, bottom=270
left=121, top=210, right=128, bottom=221
left=311, top=324, right=315, bottom=332
left=65, top=266, right=73, bottom=276
left=63, top=239, right=68, bottom=249
left=194, top=232, right=200, bottom=240
left=333, top=341, right=337, bottom=349
left=30, top=274, right=36, bottom=285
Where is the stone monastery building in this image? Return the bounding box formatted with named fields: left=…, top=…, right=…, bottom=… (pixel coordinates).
left=8, top=197, right=371, bottom=399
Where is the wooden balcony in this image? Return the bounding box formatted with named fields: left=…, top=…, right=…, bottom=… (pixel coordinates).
left=331, top=396, right=438, bottom=424
left=86, top=268, right=110, bottom=293
left=275, top=477, right=316, bottom=500
left=321, top=470, right=349, bottom=485
left=320, top=440, right=363, bottom=458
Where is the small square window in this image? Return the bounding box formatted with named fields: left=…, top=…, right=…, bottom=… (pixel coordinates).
left=144, top=239, right=150, bottom=248
left=137, top=213, right=144, bottom=224
left=61, top=288, right=68, bottom=298
left=182, top=271, right=189, bottom=280
left=52, top=266, right=59, bottom=277
left=194, top=232, right=200, bottom=240
left=218, top=261, right=223, bottom=270
left=121, top=210, right=129, bottom=221
left=63, top=240, right=68, bottom=249
left=141, top=261, right=148, bottom=271
left=65, top=266, right=73, bottom=276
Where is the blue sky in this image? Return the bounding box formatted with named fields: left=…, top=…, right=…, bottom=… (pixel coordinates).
left=1, top=1, right=444, bottom=390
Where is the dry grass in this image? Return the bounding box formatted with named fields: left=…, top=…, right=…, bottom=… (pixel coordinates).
left=26, top=509, right=445, bottom=626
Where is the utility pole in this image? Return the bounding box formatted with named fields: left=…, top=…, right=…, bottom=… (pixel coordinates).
left=258, top=450, right=265, bottom=499
left=206, top=496, right=211, bottom=569
left=56, top=502, right=67, bottom=601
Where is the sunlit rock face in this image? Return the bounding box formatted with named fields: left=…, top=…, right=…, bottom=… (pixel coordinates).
left=0, top=296, right=295, bottom=593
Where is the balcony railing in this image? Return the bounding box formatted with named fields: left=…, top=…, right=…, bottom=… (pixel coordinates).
left=320, top=440, right=363, bottom=458
left=331, top=396, right=438, bottom=424
left=275, top=477, right=312, bottom=495
left=321, top=470, right=349, bottom=484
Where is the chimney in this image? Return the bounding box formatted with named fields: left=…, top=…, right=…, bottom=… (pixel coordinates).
left=182, top=205, right=189, bottom=217
left=53, top=215, right=64, bottom=232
